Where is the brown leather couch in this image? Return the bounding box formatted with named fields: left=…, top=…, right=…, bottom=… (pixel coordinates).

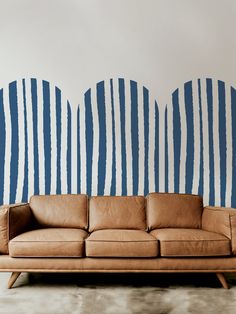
left=0, top=192, right=235, bottom=289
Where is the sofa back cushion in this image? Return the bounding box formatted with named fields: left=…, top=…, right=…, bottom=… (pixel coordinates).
left=89, top=196, right=146, bottom=232
left=147, top=193, right=203, bottom=230
left=30, top=194, right=88, bottom=229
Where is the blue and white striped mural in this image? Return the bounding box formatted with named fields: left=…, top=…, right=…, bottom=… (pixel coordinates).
left=0, top=78, right=235, bottom=207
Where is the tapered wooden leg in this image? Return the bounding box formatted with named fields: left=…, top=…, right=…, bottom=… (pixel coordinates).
left=7, top=272, right=21, bottom=289
left=216, top=273, right=229, bottom=289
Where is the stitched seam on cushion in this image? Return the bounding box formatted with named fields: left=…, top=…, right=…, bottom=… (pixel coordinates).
left=205, top=207, right=236, bottom=215
left=90, top=196, right=144, bottom=200
left=10, top=241, right=84, bottom=243
left=9, top=203, right=29, bottom=209
left=0, top=208, right=9, bottom=254
left=206, top=207, right=223, bottom=211
left=86, top=194, right=89, bottom=230
left=229, top=214, right=233, bottom=253
left=86, top=240, right=157, bottom=243
left=161, top=253, right=230, bottom=257
left=148, top=192, right=201, bottom=198
left=159, top=239, right=229, bottom=242
left=3, top=268, right=236, bottom=271
left=10, top=255, right=83, bottom=258
left=7, top=207, right=9, bottom=243
left=0, top=203, right=27, bottom=210
left=86, top=255, right=156, bottom=257
left=146, top=195, right=151, bottom=231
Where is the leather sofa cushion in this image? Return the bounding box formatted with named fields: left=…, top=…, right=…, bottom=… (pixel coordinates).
left=147, top=193, right=203, bottom=229
left=89, top=196, right=146, bottom=232
left=30, top=194, right=88, bottom=229
left=86, top=229, right=158, bottom=257
left=150, top=228, right=231, bottom=257
left=9, top=228, right=88, bottom=257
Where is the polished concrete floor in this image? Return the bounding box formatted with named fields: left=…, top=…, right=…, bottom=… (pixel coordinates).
left=0, top=272, right=236, bottom=314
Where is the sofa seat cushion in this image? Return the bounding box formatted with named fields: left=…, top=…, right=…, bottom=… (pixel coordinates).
left=86, top=229, right=158, bottom=257
left=9, top=228, right=88, bottom=257
left=150, top=228, right=231, bottom=257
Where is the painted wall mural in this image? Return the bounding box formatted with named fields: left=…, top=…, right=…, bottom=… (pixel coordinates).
left=0, top=78, right=235, bottom=207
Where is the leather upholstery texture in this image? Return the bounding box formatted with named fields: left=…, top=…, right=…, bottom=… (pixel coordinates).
left=9, top=228, right=88, bottom=257
left=0, top=203, right=31, bottom=254
left=0, top=206, right=8, bottom=254
left=1, top=193, right=236, bottom=276
left=89, top=196, right=146, bottom=232
left=86, top=229, right=158, bottom=257
left=151, top=228, right=231, bottom=257
left=2, top=255, right=236, bottom=271
left=9, top=204, right=33, bottom=240
left=147, top=193, right=203, bottom=230
left=202, top=206, right=236, bottom=255
left=30, top=194, right=88, bottom=229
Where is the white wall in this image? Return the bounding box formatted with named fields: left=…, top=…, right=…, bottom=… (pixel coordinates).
left=0, top=0, right=236, bottom=206
left=0, top=0, right=235, bottom=106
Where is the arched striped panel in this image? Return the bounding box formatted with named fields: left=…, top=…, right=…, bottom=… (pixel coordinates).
left=81, top=78, right=157, bottom=196
left=0, top=79, right=71, bottom=204
left=0, top=77, right=235, bottom=208
left=170, top=78, right=236, bottom=207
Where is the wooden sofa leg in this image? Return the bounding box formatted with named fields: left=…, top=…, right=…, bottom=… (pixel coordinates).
left=216, top=273, right=229, bottom=289
left=8, top=272, right=21, bottom=289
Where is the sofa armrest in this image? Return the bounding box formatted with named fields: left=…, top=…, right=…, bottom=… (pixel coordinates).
left=8, top=203, right=33, bottom=240
left=0, top=203, right=32, bottom=254
left=202, top=206, right=236, bottom=254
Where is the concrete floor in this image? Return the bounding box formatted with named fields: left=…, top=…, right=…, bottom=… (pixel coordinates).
left=0, top=272, right=236, bottom=314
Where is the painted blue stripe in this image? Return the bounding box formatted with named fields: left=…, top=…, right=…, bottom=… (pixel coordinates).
left=3, top=76, right=235, bottom=204
left=143, top=87, right=149, bottom=196
left=231, top=87, right=236, bottom=208
left=206, top=78, right=215, bottom=205
left=9, top=81, right=19, bottom=203
left=119, top=78, right=127, bottom=195
left=218, top=80, right=227, bottom=206
left=130, top=80, right=139, bottom=195
left=55, top=87, right=61, bottom=194
left=77, top=106, right=81, bottom=194
left=154, top=102, right=159, bottom=192
left=97, top=81, right=106, bottom=195
left=172, top=89, right=181, bottom=193
left=22, top=79, right=28, bottom=202
left=165, top=106, right=169, bottom=192
left=198, top=79, right=204, bottom=196
left=42, top=80, right=51, bottom=194
left=31, top=79, right=39, bottom=195
left=110, top=79, right=116, bottom=195
left=67, top=102, right=71, bottom=194
left=85, top=89, right=93, bottom=196
left=184, top=81, right=194, bottom=193
left=0, top=88, right=5, bottom=204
